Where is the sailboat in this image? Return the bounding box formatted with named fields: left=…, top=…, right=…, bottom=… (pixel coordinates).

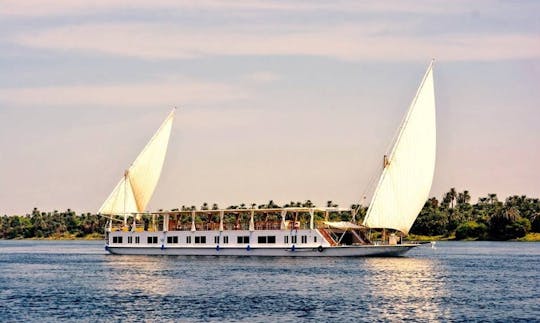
left=101, top=61, right=436, bottom=256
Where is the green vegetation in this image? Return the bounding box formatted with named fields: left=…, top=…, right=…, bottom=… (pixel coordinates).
left=1, top=208, right=105, bottom=240
left=517, top=232, right=540, bottom=242
left=1, top=189, right=539, bottom=241
left=410, top=189, right=540, bottom=241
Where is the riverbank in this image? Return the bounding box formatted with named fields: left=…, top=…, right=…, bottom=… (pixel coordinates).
left=516, top=232, right=540, bottom=242
left=17, top=233, right=104, bottom=240
left=408, top=232, right=540, bottom=242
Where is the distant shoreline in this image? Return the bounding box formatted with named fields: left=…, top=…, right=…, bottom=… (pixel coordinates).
left=409, top=232, right=540, bottom=242
left=1, top=233, right=105, bottom=241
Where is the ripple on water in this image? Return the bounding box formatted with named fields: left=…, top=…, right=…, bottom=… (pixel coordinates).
left=0, top=240, right=539, bottom=322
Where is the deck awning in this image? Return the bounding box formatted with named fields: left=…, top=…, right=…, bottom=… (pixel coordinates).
left=323, top=221, right=365, bottom=230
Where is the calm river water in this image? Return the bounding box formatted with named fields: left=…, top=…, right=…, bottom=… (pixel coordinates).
left=0, top=240, right=538, bottom=322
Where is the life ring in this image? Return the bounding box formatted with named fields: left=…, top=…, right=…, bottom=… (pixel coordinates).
left=317, top=245, right=324, bottom=253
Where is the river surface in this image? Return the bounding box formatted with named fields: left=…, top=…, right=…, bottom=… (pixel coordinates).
left=0, top=240, right=538, bottom=322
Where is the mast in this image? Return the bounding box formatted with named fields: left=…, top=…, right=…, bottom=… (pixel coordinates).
left=362, top=61, right=436, bottom=234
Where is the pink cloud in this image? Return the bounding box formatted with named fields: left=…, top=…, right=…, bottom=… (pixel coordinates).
left=11, top=23, right=540, bottom=62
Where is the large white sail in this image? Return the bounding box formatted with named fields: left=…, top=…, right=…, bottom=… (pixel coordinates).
left=99, top=110, right=175, bottom=215
left=362, top=62, right=436, bottom=234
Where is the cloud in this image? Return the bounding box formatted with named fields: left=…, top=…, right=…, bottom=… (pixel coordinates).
left=10, top=22, right=540, bottom=62
left=0, top=0, right=487, bottom=17
left=0, top=80, right=250, bottom=107
left=243, top=72, right=281, bottom=83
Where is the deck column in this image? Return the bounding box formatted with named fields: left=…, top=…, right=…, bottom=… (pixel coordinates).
left=249, top=210, right=255, bottom=231
left=280, top=210, right=286, bottom=230
left=191, top=211, right=196, bottom=231
left=309, top=209, right=314, bottom=230
left=219, top=210, right=224, bottom=231
left=163, top=213, right=169, bottom=232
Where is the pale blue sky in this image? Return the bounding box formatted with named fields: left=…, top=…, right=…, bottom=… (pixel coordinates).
left=0, top=1, right=539, bottom=215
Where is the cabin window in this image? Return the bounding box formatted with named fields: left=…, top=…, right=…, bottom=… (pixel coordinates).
left=313, top=236, right=317, bottom=243
left=135, top=236, right=140, bottom=244
left=167, top=236, right=178, bottom=244
left=195, top=236, right=206, bottom=244
left=112, top=236, right=123, bottom=244
left=127, top=236, right=133, bottom=244
left=223, top=236, right=229, bottom=244
left=301, top=235, right=307, bottom=243
left=214, top=236, right=220, bottom=244
left=291, top=236, right=297, bottom=244
left=186, top=236, right=192, bottom=244
left=284, top=236, right=289, bottom=244
left=147, top=236, right=158, bottom=244
left=257, top=236, right=276, bottom=244
left=237, top=236, right=249, bottom=244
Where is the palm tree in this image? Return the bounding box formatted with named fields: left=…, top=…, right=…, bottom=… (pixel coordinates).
left=303, top=200, right=314, bottom=208
left=449, top=188, right=457, bottom=208
left=267, top=200, right=279, bottom=208
left=463, top=190, right=471, bottom=204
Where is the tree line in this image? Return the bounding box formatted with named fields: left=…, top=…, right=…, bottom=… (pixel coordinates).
left=1, top=189, right=539, bottom=240
left=0, top=209, right=105, bottom=239
left=411, top=189, right=540, bottom=240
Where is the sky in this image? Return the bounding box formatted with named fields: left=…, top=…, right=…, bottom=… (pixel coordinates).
left=0, top=0, right=539, bottom=215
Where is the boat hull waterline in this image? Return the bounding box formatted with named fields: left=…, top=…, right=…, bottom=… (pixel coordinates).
left=106, top=244, right=420, bottom=257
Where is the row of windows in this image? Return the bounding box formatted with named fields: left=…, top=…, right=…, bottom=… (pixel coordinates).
left=113, top=235, right=317, bottom=244
left=111, top=236, right=158, bottom=244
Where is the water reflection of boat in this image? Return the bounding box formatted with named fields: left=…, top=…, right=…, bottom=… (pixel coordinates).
left=100, top=62, right=436, bottom=256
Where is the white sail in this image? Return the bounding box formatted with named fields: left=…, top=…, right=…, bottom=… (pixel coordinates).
left=99, top=110, right=175, bottom=215
left=362, top=62, right=436, bottom=234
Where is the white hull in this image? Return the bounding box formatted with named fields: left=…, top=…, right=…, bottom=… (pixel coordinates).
left=106, top=244, right=419, bottom=257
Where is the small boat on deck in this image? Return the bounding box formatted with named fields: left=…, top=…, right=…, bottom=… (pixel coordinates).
left=100, top=61, right=436, bottom=256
